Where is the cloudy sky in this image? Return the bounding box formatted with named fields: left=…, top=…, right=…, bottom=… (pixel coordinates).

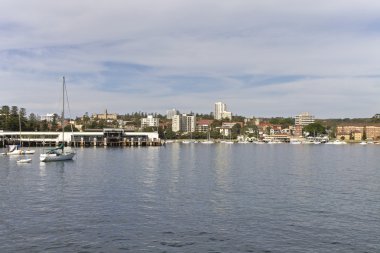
left=1, top=0, right=380, bottom=118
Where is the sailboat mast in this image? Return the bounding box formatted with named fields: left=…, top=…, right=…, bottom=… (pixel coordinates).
left=62, top=76, right=65, bottom=147
left=18, top=113, right=22, bottom=147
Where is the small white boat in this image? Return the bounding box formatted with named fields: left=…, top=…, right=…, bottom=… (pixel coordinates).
left=17, top=158, right=32, bottom=163
left=359, top=141, right=367, bottom=145
left=327, top=140, right=347, bottom=145
left=201, top=140, right=214, bottom=144
left=290, top=140, right=302, bottom=144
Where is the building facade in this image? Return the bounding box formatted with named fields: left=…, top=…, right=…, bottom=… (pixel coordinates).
left=295, top=112, right=315, bottom=126
left=166, top=109, right=179, bottom=119
left=141, top=115, right=159, bottom=128
left=214, top=102, right=232, bottom=120
left=40, top=113, right=55, bottom=122
left=172, top=114, right=196, bottom=132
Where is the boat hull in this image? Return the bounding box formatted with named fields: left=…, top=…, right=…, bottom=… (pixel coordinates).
left=40, top=152, right=75, bottom=162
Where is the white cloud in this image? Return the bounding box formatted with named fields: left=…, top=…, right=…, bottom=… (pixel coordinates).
left=1, top=0, right=380, bottom=117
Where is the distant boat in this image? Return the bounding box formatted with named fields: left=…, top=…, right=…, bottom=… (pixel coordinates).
left=1, top=145, right=23, bottom=155
left=201, top=132, right=214, bottom=144
left=17, top=158, right=32, bottom=163
left=290, top=140, right=302, bottom=144
left=18, top=112, right=35, bottom=155
left=359, top=141, right=367, bottom=145
left=40, top=77, right=76, bottom=162
left=326, top=140, right=347, bottom=145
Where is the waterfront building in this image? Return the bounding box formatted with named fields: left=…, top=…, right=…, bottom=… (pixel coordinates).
left=196, top=119, right=213, bottom=132
left=214, top=102, right=232, bottom=120
left=365, top=126, right=380, bottom=140
left=336, top=132, right=351, bottom=141
left=336, top=125, right=364, bottom=136
left=0, top=129, right=160, bottom=147
left=293, top=112, right=315, bottom=137
left=141, top=115, right=159, bottom=128
left=166, top=109, right=179, bottom=119
left=353, top=130, right=363, bottom=141
left=172, top=114, right=196, bottom=132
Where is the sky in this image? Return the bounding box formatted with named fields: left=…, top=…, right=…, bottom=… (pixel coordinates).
left=1, top=0, right=380, bottom=118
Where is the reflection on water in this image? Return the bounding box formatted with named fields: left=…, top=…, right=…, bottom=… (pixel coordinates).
left=1, top=145, right=380, bottom=252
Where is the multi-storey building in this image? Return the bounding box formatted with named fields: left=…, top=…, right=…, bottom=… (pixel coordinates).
left=214, top=102, right=232, bottom=120
left=336, top=125, right=364, bottom=135
left=141, top=115, right=159, bottom=128
left=365, top=126, right=380, bottom=140
left=93, top=110, right=118, bottom=120
left=196, top=119, right=213, bottom=132
left=172, top=114, right=196, bottom=132
left=166, top=109, right=179, bottom=119
left=295, top=112, right=315, bottom=126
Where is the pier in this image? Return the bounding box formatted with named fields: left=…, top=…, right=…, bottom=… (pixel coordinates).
left=0, top=128, right=162, bottom=148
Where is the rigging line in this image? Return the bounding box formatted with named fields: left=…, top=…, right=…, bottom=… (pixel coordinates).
left=64, top=79, right=77, bottom=149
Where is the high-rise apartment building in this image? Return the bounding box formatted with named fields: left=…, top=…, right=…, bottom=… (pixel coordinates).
left=295, top=112, right=315, bottom=126
left=214, top=102, right=232, bottom=120
left=172, top=114, right=196, bottom=132
left=141, top=115, right=159, bottom=128
left=166, top=109, right=179, bottom=119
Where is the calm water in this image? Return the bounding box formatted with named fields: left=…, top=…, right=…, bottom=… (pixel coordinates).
left=1, top=144, right=380, bottom=252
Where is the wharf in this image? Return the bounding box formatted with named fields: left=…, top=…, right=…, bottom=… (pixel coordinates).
left=0, top=128, right=162, bottom=148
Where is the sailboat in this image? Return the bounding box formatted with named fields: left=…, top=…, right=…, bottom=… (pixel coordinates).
left=1, top=114, right=35, bottom=156
left=182, top=132, right=194, bottom=144
left=18, top=113, right=35, bottom=155
left=201, top=131, right=214, bottom=144
left=40, top=77, right=76, bottom=162
left=224, top=130, right=234, bottom=144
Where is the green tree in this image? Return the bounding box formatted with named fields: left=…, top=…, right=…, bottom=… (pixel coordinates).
left=303, top=123, right=326, bottom=137
left=231, top=123, right=242, bottom=138
left=27, top=113, right=39, bottom=131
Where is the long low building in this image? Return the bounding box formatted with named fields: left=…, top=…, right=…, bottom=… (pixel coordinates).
left=0, top=128, right=161, bottom=147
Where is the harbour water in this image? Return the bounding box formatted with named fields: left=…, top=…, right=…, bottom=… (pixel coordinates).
left=1, top=144, right=380, bottom=252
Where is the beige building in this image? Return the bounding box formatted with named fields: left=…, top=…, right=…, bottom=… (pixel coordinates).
left=352, top=130, right=362, bottom=141
left=336, top=133, right=350, bottom=141
left=365, top=126, right=380, bottom=140
left=93, top=112, right=118, bottom=120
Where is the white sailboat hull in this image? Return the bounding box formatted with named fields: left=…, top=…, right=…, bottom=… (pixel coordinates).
left=40, top=152, right=75, bottom=162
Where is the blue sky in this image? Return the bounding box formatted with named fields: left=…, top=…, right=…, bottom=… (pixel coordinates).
left=1, top=0, right=380, bottom=118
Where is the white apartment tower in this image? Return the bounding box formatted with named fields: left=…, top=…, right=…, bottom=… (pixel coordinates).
left=166, top=109, right=179, bottom=119
left=172, top=114, right=196, bottom=132
left=295, top=112, right=315, bottom=126
left=214, top=102, right=232, bottom=120
left=141, top=115, right=159, bottom=128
